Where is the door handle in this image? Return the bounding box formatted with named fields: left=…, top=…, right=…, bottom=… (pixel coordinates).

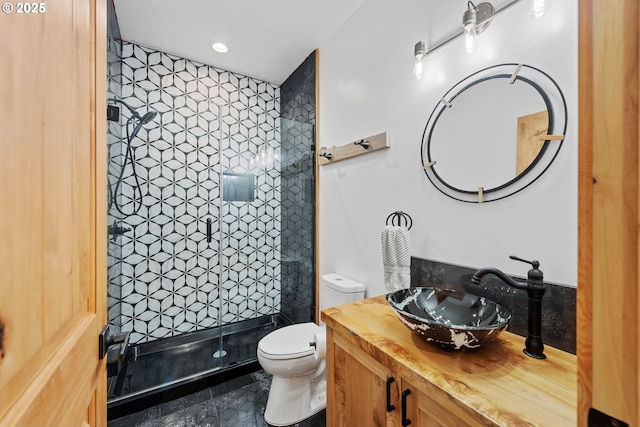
left=206, top=218, right=212, bottom=243
left=401, top=389, right=412, bottom=426
left=98, top=324, right=130, bottom=361
left=386, top=377, right=395, bottom=412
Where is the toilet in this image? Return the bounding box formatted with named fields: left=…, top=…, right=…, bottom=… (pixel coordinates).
left=257, top=273, right=366, bottom=426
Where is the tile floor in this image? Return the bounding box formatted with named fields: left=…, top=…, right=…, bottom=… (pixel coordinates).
left=107, top=370, right=326, bottom=427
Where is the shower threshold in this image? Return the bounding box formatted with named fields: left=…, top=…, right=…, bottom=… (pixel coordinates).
left=107, top=315, right=278, bottom=420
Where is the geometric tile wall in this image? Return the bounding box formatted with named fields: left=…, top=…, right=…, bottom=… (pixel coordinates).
left=109, top=42, right=281, bottom=344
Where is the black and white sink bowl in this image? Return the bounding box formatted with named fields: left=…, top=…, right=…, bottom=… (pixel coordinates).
left=387, top=287, right=512, bottom=351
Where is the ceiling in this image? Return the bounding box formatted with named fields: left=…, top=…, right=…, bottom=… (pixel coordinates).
left=112, top=0, right=367, bottom=85
left=112, top=0, right=524, bottom=85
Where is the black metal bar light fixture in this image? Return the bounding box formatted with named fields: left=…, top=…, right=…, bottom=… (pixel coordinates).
left=411, top=0, right=552, bottom=80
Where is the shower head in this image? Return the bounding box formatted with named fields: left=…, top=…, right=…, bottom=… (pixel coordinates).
left=140, top=111, right=157, bottom=125
left=129, top=110, right=156, bottom=140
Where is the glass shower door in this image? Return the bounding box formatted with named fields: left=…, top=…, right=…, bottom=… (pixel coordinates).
left=216, top=114, right=316, bottom=371
left=216, top=102, right=281, bottom=369
left=107, top=73, right=225, bottom=405
left=105, top=0, right=123, bottom=340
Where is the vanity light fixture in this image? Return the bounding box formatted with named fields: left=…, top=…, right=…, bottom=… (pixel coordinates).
left=412, top=0, right=529, bottom=79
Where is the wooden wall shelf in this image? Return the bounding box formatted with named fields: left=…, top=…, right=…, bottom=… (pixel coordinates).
left=318, top=132, right=388, bottom=165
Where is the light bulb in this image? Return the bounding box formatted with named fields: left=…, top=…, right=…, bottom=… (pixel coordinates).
left=528, top=0, right=551, bottom=19
left=462, top=5, right=478, bottom=54
left=464, top=24, right=477, bottom=53
left=412, top=41, right=426, bottom=80
left=413, top=57, right=424, bottom=80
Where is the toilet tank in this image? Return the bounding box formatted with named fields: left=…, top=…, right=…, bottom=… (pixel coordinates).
left=320, top=273, right=366, bottom=311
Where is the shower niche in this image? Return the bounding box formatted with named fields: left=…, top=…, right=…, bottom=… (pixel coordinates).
left=222, top=172, right=255, bottom=202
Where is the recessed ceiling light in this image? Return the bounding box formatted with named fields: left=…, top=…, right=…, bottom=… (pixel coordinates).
left=211, top=42, right=228, bottom=53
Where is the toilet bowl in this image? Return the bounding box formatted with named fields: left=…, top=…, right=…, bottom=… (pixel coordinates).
left=257, top=322, right=326, bottom=426
left=257, top=273, right=366, bottom=426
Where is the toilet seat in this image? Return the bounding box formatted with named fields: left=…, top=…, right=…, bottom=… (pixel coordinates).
left=258, top=322, right=322, bottom=360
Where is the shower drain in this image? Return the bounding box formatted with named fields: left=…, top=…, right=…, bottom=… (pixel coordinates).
left=212, top=349, right=227, bottom=358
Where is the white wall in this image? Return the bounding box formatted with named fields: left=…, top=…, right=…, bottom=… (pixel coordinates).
left=318, top=0, right=578, bottom=298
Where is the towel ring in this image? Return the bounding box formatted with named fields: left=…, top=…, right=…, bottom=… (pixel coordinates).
left=386, top=211, right=412, bottom=230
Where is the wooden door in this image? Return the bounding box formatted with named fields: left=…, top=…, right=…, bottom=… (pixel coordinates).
left=578, top=0, right=640, bottom=426
left=0, top=0, right=107, bottom=426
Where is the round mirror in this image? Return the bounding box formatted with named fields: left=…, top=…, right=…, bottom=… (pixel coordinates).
left=421, top=64, right=567, bottom=203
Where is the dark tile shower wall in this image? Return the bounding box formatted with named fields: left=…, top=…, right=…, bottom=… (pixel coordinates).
left=111, top=42, right=282, bottom=345
left=281, top=52, right=316, bottom=124
left=279, top=52, right=316, bottom=323
left=410, top=257, right=577, bottom=354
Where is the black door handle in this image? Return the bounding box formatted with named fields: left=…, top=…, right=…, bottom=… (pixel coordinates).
left=386, top=377, right=395, bottom=412
left=206, top=218, right=212, bottom=243
left=401, top=389, right=412, bottom=426
left=98, top=324, right=130, bottom=361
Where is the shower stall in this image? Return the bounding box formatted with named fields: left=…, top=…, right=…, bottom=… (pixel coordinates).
left=106, top=3, right=316, bottom=418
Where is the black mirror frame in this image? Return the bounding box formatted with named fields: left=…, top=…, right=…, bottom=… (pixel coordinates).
left=420, top=63, right=568, bottom=203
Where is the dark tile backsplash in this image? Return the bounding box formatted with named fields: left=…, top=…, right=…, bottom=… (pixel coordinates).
left=410, top=257, right=576, bottom=354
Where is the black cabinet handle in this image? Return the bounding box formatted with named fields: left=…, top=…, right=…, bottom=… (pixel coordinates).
left=206, top=218, right=212, bottom=243
left=401, top=389, right=412, bottom=426
left=386, top=377, right=395, bottom=412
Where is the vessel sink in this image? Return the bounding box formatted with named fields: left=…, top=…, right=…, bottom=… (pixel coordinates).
left=387, top=287, right=512, bottom=350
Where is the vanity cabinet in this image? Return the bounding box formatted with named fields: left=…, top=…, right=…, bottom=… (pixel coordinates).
left=327, top=330, right=480, bottom=427
left=328, top=329, right=410, bottom=427
left=323, top=296, right=577, bottom=427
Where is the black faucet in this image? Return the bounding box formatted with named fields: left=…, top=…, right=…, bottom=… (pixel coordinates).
left=471, top=255, right=546, bottom=359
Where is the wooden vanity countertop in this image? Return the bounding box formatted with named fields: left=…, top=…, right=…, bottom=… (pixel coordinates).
left=321, top=295, right=577, bottom=427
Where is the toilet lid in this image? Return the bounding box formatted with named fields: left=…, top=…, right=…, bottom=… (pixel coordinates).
left=258, top=322, right=322, bottom=359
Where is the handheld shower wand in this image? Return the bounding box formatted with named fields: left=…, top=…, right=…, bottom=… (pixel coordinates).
left=107, top=100, right=157, bottom=216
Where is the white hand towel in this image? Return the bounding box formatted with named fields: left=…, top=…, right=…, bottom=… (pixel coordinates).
left=381, top=225, right=411, bottom=292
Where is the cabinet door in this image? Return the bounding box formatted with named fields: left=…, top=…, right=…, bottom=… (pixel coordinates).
left=327, top=332, right=400, bottom=427
left=398, top=377, right=418, bottom=427
left=409, top=381, right=484, bottom=427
